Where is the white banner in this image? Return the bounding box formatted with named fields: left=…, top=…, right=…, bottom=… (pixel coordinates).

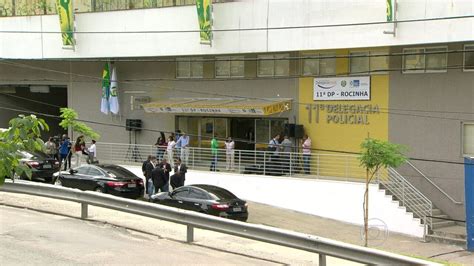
left=313, top=76, right=371, bottom=101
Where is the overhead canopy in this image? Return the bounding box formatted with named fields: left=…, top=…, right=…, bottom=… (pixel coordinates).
left=142, top=98, right=292, bottom=116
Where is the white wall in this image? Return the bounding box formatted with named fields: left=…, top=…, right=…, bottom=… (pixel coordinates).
left=124, top=165, right=424, bottom=237
left=1, top=0, right=473, bottom=59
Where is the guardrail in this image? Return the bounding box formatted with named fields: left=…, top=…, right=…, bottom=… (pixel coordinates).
left=0, top=181, right=437, bottom=265
left=95, top=142, right=366, bottom=181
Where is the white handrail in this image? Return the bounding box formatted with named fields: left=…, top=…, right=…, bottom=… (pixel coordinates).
left=406, top=160, right=463, bottom=205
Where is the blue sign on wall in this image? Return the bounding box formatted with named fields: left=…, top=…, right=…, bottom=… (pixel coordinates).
left=465, top=157, right=474, bottom=251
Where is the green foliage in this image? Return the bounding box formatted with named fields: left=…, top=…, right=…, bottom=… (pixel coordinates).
left=0, top=114, right=49, bottom=184
left=59, top=108, right=100, bottom=140
left=359, top=138, right=407, bottom=179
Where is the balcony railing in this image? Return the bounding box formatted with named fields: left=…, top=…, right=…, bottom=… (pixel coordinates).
left=94, top=142, right=367, bottom=181
left=0, top=0, right=233, bottom=17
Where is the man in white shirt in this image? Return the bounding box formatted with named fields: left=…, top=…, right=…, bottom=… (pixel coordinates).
left=176, top=132, right=190, bottom=165
left=87, top=140, right=97, bottom=164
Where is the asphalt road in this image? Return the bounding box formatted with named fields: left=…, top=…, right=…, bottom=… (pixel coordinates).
left=0, top=206, right=277, bottom=265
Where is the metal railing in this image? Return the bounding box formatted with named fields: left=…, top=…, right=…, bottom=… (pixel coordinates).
left=95, top=142, right=366, bottom=180
left=378, top=167, right=433, bottom=229
left=0, top=181, right=438, bottom=265
left=406, top=160, right=463, bottom=205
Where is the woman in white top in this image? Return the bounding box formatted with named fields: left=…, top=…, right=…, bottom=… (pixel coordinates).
left=224, top=137, right=235, bottom=171
left=166, top=136, right=176, bottom=168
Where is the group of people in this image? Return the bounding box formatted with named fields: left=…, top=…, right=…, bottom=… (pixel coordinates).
left=142, top=155, right=187, bottom=199
left=44, top=134, right=97, bottom=170
left=154, top=131, right=190, bottom=168
left=267, top=134, right=312, bottom=175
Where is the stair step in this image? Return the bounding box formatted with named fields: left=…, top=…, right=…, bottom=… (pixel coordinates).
left=425, top=234, right=466, bottom=247
left=431, top=225, right=466, bottom=239
left=431, top=208, right=442, bottom=216
left=431, top=214, right=450, bottom=223
left=432, top=220, right=457, bottom=229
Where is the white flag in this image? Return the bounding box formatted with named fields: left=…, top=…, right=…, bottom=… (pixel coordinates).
left=109, top=67, right=120, bottom=115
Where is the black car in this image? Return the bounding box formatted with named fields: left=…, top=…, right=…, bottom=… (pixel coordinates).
left=151, top=184, right=249, bottom=222
left=16, top=150, right=60, bottom=183
left=54, top=164, right=144, bottom=199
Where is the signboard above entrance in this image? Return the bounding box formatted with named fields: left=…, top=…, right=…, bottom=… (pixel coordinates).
left=142, top=98, right=292, bottom=116
left=313, top=76, right=371, bottom=101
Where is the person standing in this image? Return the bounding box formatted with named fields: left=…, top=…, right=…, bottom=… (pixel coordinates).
left=87, top=140, right=97, bottom=164
left=74, top=135, right=86, bottom=167
left=144, top=156, right=157, bottom=198
left=171, top=158, right=187, bottom=190
left=145, top=156, right=157, bottom=199
left=158, top=158, right=172, bottom=192
left=302, top=134, right=312, bottom=174
left=176, top=132, right=190, bottom=165
left=59, top=135, right=72, bottom=170
left=268, top=134, right=281, bottom=175
left=174, top=130, right=182, bottom=162
left=281, top=135, right=292, bottom=173
left=225, top=137, right=235, bottom=171
left=166, top=136, right=176, bottom=168
left=155, top=132, right=167, bottom=161
left=210, top=134, right=218, bottom=171
left=45, top=137, right=57, bottom=158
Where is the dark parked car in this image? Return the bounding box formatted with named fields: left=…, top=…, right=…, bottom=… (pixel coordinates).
left=16, top=150, right=60, bottom=183
left=54, top=164, right=144, bottom=199
left=151, top=184, right=249, bottom=221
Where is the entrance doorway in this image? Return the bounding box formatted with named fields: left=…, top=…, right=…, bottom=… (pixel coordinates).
left=176, top=116, right=288, bottom=150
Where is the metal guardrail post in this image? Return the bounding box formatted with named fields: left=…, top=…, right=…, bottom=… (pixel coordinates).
left=81, top=202, right=88, bottom=219
left=319, top=254, right=327, bottom=266
left=289, top=152, right=293, bottom=176
left=238, top=150, right=241, bottom=172
left=263, top=152, right=266, bottom=175
left=187, top=225, right=194, bottom=243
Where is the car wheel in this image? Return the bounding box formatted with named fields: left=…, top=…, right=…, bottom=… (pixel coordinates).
left=54, top=178, right=62, bottom=186
left=94, top=186, right=103, bottom=193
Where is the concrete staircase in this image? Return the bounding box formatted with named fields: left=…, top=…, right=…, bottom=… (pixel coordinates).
left=379, top=180, right=466, bottom=248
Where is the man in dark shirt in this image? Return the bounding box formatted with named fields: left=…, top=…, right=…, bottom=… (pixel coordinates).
left=171, top=158, right=187, bottom=190
left=157, top=158, right=172, bottom=192
left=144, top=156, right=156, bottom=198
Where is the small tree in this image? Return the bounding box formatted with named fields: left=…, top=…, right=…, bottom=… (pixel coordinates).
left=59, top=108, right=100, bottom=140
left=359, top=138, right=407, bottom=247
left=0, top=115, right=49, bottom=185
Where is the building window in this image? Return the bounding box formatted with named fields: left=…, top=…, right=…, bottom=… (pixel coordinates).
left=350, top=51, right=370, bottom=74
left=215, top=56, right=244, bottom=78
left=257, top=54, right=289, bottom=77
left=463, top=123, right=474, bottom=157
left=302, top=53, right=336, bottom=76
left=463, top=44, right=474, bottom=71
left=403, top=47, right=447, bottom=73
left=177, top=57, right=203, bottom=78
left=349, top=51, right=389, bottom=75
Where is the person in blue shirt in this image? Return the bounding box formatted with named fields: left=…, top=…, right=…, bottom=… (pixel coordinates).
left=59, top=135, right=72, bottom=170
left=176, top=132, right=190, bottom=165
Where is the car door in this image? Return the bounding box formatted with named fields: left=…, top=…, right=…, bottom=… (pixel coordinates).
left=184, top=188, right=209, bottom=212
left=84, top=167, right=107, bottom=191
left=166, top=187, right=190, bottom=209
left=62, top=166, right=90, bottom=188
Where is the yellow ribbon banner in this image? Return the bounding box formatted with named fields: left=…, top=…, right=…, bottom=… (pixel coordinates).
left=56, top=0, right=75, bottom=47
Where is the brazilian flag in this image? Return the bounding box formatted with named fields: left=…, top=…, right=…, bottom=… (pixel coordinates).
left=196, top=0, right=213, bottom=45
left=386, top=0, right=393, bottom=22
left=100, top=63, right=111, bottom=114
left=55, top=0, right=75, bottom=47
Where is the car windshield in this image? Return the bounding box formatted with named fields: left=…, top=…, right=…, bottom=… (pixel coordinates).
left=101, top=166, right=136, bottom=178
